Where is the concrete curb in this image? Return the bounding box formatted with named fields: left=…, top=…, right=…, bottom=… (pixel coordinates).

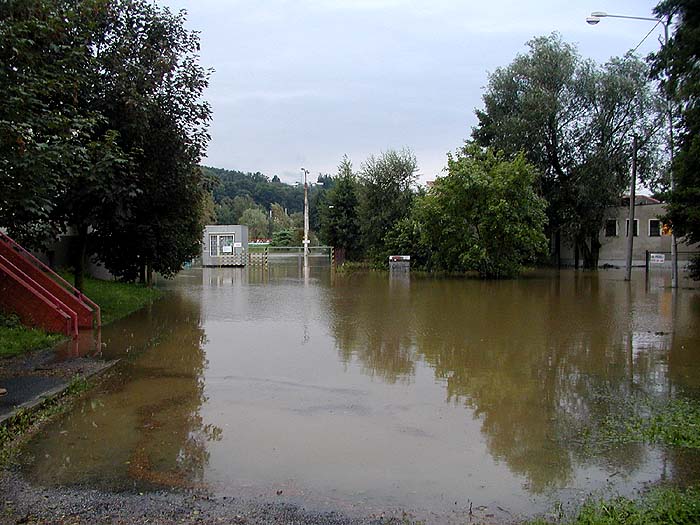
left=0, top=358, right=119, bottom=427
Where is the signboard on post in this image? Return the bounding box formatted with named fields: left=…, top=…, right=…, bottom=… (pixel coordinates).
left=650, top=253, right=665, bottom=264
left=389, top=255, right=410, bottom=273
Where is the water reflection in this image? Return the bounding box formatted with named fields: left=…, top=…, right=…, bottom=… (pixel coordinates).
left=327, top=270, right=698, bottom=492
left=20, top=267, right=700, bottom=518
left=26, top=293, right=218, bottom=490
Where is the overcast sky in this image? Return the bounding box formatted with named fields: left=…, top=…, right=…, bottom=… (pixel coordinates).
left=161, top=0, right=664, bottom=184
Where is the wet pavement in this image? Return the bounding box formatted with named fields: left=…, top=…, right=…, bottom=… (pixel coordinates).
left=6, top=265, right=700, bottom=523
left=0, top=345, right=112, bottom=424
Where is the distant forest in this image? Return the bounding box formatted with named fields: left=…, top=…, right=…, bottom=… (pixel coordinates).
left=201, top=166, right=334, bottom=240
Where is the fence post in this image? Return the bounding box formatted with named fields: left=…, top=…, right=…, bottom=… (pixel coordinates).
left=645, top=250, right=649, bottom=275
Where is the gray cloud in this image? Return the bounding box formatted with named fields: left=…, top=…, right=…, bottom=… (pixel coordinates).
left=163, top=0, right=663, bottom=184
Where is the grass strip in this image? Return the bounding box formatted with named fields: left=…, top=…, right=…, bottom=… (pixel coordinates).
left=0, top=324, right=63, bottom=358
left=599, top=398, right=700, bottom=449
left=531, top=487, right=700, bottom=525
left=58, top=272, right=163, bottom=325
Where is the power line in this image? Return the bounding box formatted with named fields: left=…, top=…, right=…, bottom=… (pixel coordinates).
left=632, top=20, right=662, bottom=53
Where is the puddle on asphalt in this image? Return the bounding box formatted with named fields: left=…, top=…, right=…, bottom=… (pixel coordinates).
left=20, top=265, right=700, bottom=520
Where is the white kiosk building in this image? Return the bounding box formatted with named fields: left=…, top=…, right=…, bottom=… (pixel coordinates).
left=202, top=225, right=248, bottom=267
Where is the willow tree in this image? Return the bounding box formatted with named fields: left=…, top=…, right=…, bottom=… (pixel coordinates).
left=474, top=33, right=663, bottom=268
left=358, top=148, right=417, bottom=260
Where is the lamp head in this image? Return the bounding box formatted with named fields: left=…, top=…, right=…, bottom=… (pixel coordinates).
left=586, top=16, right=601, bottom=25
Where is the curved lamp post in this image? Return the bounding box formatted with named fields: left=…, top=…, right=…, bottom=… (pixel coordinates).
left=587, top=10, right=678, bottom=288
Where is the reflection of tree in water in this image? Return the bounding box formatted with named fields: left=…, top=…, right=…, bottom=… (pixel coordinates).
left=26, top=293, right=221, bottom=491
left=329, top=273, right=416, bottom=383
left=327, top=272, right=683, bottom=492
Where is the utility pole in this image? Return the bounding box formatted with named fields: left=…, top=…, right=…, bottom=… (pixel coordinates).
left=663, top=21, right=678, bottom=289
left=625, top=135, right=638, bottom=281
left=301, top=167, right=310, bottom=269
left=587, top=11, right=677, bottom=287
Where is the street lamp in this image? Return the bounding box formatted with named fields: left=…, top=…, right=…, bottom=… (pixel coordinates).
left=587, top=10, right=678, bottom=288
left=300, top=167, right=310, bottom=268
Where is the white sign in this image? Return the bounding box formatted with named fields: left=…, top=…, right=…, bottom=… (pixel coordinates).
left=222, top=245, right=233, bottom=253
left=233, top=242, right=242, bottom=248
left=650, top=253, right=665, bottom=264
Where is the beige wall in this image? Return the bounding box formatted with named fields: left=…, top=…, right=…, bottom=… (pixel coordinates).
left=560, top=203, right=699, bottom=267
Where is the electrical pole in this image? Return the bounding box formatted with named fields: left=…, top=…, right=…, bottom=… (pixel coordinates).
left=625, top=135, right=637, bottom=281
left=301, top=168, right=310, bottom=269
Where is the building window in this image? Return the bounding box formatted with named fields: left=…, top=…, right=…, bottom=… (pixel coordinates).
left=649, top=219, right=661, bottom=237
left=219, top=235, right=234, bottom=254
left=209, top=233, right=236, bottom=257
left=605, top=219, right=618, bottom=237
left=625, top=219, right=639, bottom=237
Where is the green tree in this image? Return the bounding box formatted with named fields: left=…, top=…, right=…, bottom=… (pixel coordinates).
left=474, top=34, right=663, bottom=268
left=652, top=0, right=700, bottom=278
left=420, top=148, right=548, bottom=278
left=319, top=156, right=361, bottom=259
left=270, top=202, right=293, bottom=232
left=239, top=208, right=268, bottom=240
left=89, top=0, right=212, bottom=284
left=0, top=0, right=118, bottom=246
left=358, top=148, right=417, bottom=260
left=271, top=229, right=296, bottom=246
left=0, top=0, right=211, bottom=288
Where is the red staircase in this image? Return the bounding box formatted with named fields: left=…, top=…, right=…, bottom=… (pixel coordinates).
left=0, top=232, right=100, bottom=337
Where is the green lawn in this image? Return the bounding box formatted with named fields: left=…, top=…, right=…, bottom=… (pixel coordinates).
left=0, top=324, right=63, bottom=358
left=61, top=272, right=162, bottom=325
left=1, top=273, right=162, bottom=358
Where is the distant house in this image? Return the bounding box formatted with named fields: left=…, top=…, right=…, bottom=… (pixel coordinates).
left=560, top=197, right=700, bottom=268
left=202, top=225, right=248, bottom=267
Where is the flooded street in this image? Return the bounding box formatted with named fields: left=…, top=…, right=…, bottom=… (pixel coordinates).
left=20, top=265, right=700, bottom=521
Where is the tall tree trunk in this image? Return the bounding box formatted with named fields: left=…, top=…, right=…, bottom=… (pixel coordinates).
left=590, top=234, right=601, bottom=269
left=574, top=240, right=580, bottom=270
left=73, top=224, right=88, bottom=292
left=146, top=259, right=153, bottom=288
left=139, top=264, right=146, bottom=284
left=580, top=239, right=594, bottom=270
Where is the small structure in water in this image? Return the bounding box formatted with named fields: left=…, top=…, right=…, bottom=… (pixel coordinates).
left=202, top=225, right=248, bottom=267
left=389, top=255, right=410, bottom=273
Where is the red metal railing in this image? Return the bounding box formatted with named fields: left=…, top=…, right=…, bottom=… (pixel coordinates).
left=0, top=232, right=101, bottom=337
left=0, top=256, right=77, bottom=336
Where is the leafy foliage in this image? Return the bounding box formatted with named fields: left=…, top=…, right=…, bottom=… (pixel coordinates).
left=358, top=148, right=417, bottom=261
left=0, top=0, right=212, bottom=287
left=319, top=156, right=361, bottom=259
left=239, top=208, right=269, bottom=240
left=420, top=148, right=547, bottom=278
left=473, top=34, right=663, bottom=268
left=205, top=166, right=306, bottom=216
left=652, top=0, right=700, bottom=278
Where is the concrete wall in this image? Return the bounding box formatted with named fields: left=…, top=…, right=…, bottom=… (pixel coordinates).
left=202, top=225, right=249, bottom=267
left=561, top=203, right=700, bottom=267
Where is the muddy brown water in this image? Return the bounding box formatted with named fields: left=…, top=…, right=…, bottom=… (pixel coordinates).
left=20, top=265, right=700, bottom=521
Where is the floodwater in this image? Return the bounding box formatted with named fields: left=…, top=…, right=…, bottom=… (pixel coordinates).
left=21, top=264, right=700, bottom=521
